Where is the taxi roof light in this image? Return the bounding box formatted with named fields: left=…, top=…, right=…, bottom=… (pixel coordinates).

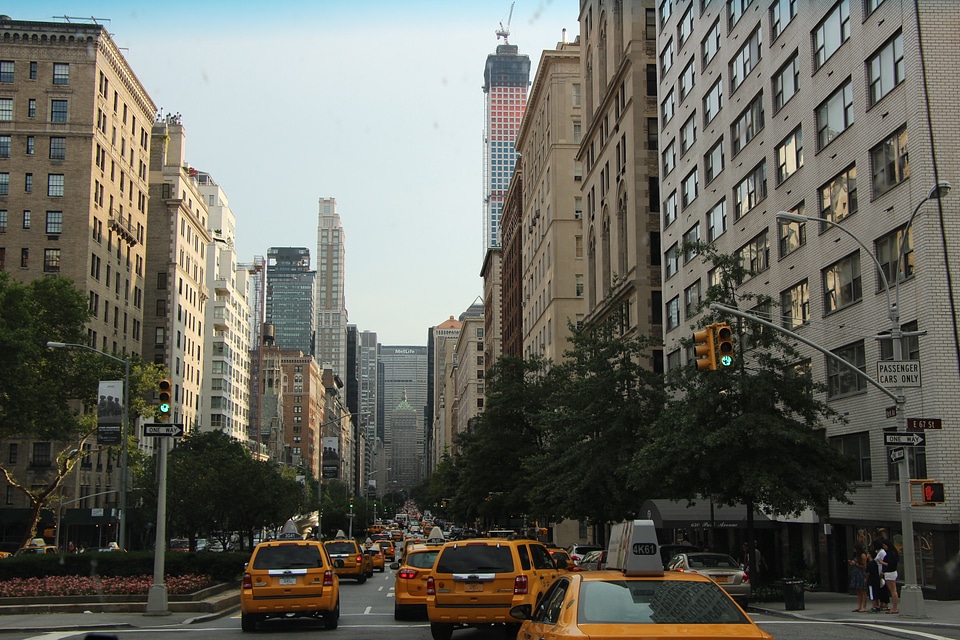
left=606, top=519, right=664, bottom=577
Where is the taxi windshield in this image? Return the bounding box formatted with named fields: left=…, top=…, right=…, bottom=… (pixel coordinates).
left=325, top=542, right=356, bottom=554
left=252, top=545, right=323, bottom=570
left=578, top=579, right=749, bottom=625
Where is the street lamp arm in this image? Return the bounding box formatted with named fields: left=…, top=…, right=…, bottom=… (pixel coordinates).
left=46, top=341, right=125, bottom=366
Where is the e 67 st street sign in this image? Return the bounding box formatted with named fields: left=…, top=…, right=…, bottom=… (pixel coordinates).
left=884, top=432, right=925, bottom=447
left=144, top=423, right=184, bottom=437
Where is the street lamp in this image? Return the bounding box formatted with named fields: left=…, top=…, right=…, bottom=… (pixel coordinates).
left=775, top=181, right=949, bottom=618
left=46, top=341, right=130, bottom=551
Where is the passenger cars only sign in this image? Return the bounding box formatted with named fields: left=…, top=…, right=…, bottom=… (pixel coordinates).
left=877, top=360, right=922, bottom=388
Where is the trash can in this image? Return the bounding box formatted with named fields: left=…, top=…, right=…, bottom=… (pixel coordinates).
left=782, top=580, right=805, bottom=610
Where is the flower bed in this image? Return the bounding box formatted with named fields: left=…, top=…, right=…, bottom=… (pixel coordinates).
left=0, top=574, right=213, bottom=598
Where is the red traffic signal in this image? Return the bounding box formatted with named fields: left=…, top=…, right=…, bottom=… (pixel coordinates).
left=922, top=482, right=945, bottom=503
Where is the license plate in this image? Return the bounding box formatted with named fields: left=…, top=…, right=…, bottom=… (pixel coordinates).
left=279, top=576, right=297, bottom=586
left=713, top=576, right=729, bottom=583
left=464, top=583, right=483, bottom=592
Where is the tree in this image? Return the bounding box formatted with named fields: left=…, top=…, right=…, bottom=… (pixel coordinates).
left=630, top=242, right=857, bottom=571
left=0, top=273, right=158, bottom=548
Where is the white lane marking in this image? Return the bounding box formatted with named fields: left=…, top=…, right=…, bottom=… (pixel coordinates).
left=364, top=605, right=373, bottom=614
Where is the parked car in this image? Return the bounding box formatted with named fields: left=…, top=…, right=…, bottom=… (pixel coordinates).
left=666, top=551, right=752, bottom=607
left=240, top=520, right=339, bottom=632
left=509, top=522, right=770, bottom=640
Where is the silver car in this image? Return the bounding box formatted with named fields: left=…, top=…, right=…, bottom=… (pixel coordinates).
left=666, top=552, right=751, bottom=607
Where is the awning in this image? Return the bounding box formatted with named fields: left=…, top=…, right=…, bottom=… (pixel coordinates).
left=639, top=499, right=776, bottom=530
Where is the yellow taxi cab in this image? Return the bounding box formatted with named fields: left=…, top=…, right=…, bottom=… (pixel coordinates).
left=363, top=540, right=386, bottom=572
left=391, top=528, right=447, bottom=620
left=16, top=538, right=58, bottom=556
left=376, top=536, right=397, bottom=562
left=323, top=530, right=371, bottom=583
left=425, top=532, right=561, bottom=640
left=510, top=520, right=773, bottom=640
left=399, top=535, right=426, bottom=563
left=547, top=547, right=579, bottom=571
left=240, top=520, right=340, bottom=632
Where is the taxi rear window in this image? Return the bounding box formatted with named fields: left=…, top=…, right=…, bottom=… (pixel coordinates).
left=253, top=545, right=324, bottom=570
left=408, top=550, right=440, bottom=569
left=435, top=545, right=514, bottom=573
left=325, top=542, right=357, bottom=554
left=578, top=579, right=749, bottom=625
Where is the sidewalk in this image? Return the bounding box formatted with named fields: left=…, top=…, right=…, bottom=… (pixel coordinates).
left=751, top=590, right=960, bottom=629
left=0, top=584, right=240, bottom=633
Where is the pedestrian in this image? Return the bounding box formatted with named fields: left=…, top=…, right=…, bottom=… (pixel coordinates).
left=67, top=540, right=75, bottom=554
left=865, top=547, right=883, bottom=612
left=873, top=541, right=890, bottom=611
left=848, top=543, right=868, bottom=611
left=880, top=539, right=900, bottom=614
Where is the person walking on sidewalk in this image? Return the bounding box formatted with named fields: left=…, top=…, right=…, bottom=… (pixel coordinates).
left=848, top=543, right=869, bottom=612
left=880, top=539, right=900, bottom=614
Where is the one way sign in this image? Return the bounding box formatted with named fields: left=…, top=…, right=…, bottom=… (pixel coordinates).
left=144, top=423, right=184, bottom=437
left=884, top=432, right=925, bottom=447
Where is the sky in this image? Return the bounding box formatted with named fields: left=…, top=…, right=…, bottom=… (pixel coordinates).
left=11, top=0, right=577, bottom=345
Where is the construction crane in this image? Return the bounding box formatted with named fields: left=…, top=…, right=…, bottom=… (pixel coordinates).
left=496, top=2, right=515, bottom=44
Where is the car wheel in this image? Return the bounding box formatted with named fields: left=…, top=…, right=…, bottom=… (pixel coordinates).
left=430, top=622, right=454, bottom=640
left=394, top=603, right=405, bottom=620
left=502, top=623, right=521, bottom=638
left=240, top=613, right=257, bottom=632
left=357, top=574, right=367, bottom=584
left=324, top=599, right=340, bottom=630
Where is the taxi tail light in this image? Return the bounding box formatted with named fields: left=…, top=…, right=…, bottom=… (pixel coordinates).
left=514, top=574, right=529, bottom=595
left=398, top=568, right=419, bottom=579
left=323, top=569, right=335, bottom=587
left=742, top=571, right=750, bottom=583
left=356, top=554, right=363, bottom=564
left=426, top=576, right=436, bottom=595
left=242, top=573, right=252, bottom=590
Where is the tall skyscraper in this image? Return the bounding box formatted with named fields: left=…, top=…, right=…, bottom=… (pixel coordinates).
left=427, top=316, right=461, bottom=472
left=377, top=345, right=428, bottom=490
left=482, top=41, right=531, bottom=252
left=264, top=247, right=315, bottom=355
left=198, top=171, right=251, bottom=443
left=315, top=197, right=348, bottom=388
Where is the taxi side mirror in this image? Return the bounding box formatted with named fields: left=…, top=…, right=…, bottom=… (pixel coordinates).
left=509, top=604, right=532, bottom=620
left=389, top=562, right=400, bottom=570
left=555, top=557, right=568, bottom=570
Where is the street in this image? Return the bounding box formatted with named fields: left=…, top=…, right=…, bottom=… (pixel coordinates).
left=6, top=572, right=960, bottom=640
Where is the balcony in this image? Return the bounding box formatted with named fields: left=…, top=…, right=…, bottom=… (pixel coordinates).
left=108, top=210, right=138, bottom=247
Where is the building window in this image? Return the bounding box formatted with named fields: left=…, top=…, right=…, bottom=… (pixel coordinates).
left=660, top=39, right=674, bottom=75
left=575, top=274, right=584, bottom=297
left=702, top=20, right=721, bottom=68
left=730, top=27, right=762, bottom=94
left=7, top=443, right=17, bottom=464
left=27, top=99, right=35, bottom=118
left=737, top=229, right=770, bottom=280
left=50, top=99, right=68, bottom=123
left=705, top=137, right=725, bottom=184
left=647, top=118, right=658, bottom=150
left=646, top=8, right=657, bottom=40
left=22, top=210, right=30, bottom=229
left=664, top=190, right=678, bottom=228
left=678, top=5, right=694, bottom=48
left=52, top=63, right=70, bottom=85
left=45, top=211, right=63, bottom=234
left=871, top=126, right=908, bottom=198
left=0, top=135, right=9, bottom=158
left=683, top=223, right=700, bottom=264
left=31, top=442, right=51, bottom=467
left=20, top=248, right=28, bottom=268
left=662, top=139, right=676, bottom=176
left=707, top=199, right=727, bottom=241
left=876, top=225, right=912, bottom=286
left=49, top=137, right=66, bottom=160
left=814, top=0, right=850, bottom=70
left=867, top=0, right=887, bottom=15
left=0, top=173, right=8, bottom=196
left=827, top=341, right=866, bottom=398
left=820, top=165, right=857, bottom=225
left=771, top=0, right=797, bottom=40
left=733, top=161, right=767, bottom=220
left=0, top=61, right=12, bottom=83
left=831, top=431, right=870, bottom=480
left=24, top=174, right=32, bottom=193
left=681, top=168, right=699, bottom=209
left=0, top=210, right=6, bottom=231
left=47, top=174, right=64, bottom=197
left=823, top=252, right=862, bottom=313
left=773, top=53, right=800, bottom=112
left=776, top=127, right=803, bottom=184
left=662, top=87, right=676, bottom=124
left=684, top=280, right=702, bottom=319
left=780, top=280, right=809, bottom=329
left=680, top=113, right=697, bottom=155
left=0, top=98, right=11, bottom=121
left=664, top=243, right=679, bottom=279
left=646, top=64, right=657, bottom=96
left=43, top=249, right=61, bottom=273
left=155, top=326, right=165, bottom=347
left=816, top=79, right=854, bottom=149
left=880, top=320, right=920, bottom=362
left=868, top=31, right=904, bottom=107
left=659, top=0, right=673, bottom=27
left=666, top=295, right=681, bottom=331
left=728, top=0, right=755, bottom=29
left=703, top=79, right=723, bottom=125
left=779, top=202, right=806, bottom=257
left=731, top=92, right=763, bottom=156
left=29, top=61, right=37, bottom=79
left=679, top=59, right=696, bottom=101
left=26, top=136, right=34, bottom=155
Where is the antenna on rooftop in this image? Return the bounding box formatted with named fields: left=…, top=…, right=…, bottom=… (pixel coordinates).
left=496, top=1, right=515, bottom=44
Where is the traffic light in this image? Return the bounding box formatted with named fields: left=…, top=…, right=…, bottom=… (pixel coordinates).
left=692, top=325, right=717, bottom=371
left=922, top=482, right=945, bottom=503
left=349, top=497, right=354, bottom=510
left=716, top=323, right=735, bottom=368
left=157, top=378, right=172, bottom=422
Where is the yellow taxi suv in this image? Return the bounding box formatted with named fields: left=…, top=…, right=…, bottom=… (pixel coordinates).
left=364, top=541, right=386, bottom=572
left=392, top=527, right=447, bottom=621
left=425, top=534, right=562, bottom=640
left=510, top=520, right=773, bottom=640
left=324, top=531, right=370, bottom=583
left=240, top=521, right=340, bottom=632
